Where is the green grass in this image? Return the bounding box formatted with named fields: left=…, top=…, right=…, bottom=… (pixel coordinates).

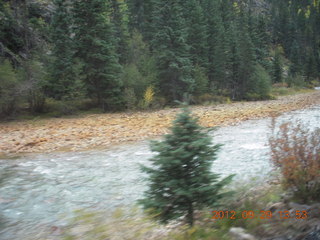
left=270, top=87, right=314, bottom=97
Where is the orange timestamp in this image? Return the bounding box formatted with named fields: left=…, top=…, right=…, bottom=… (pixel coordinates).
left=211, top=210, right=308, bottom=220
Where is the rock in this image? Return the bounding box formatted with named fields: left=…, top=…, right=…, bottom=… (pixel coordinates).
left=309, top=203, right=320, bottom=218
left=281, top=192, right=294, bottom=203
left=268, top=202, right=286, bottom=213
left=304, top=230, right=320, bottom=240
left=50, top=226, right=63, bottom=236
left=288, top=202, right=311, bottom=212
left=229, top=227, right=256, bottom=240
left=266, top=237, right=290, bottom=240
left=309, top=220, right=320, bottom=230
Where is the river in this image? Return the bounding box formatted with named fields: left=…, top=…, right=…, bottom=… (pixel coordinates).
left=0, top=104, right=319, bottom=239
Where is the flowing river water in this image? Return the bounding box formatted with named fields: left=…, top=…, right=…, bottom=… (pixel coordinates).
left=0, top=104, right=320, bottom=239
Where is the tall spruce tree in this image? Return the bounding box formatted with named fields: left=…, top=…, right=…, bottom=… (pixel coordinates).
left=183, top=0, right=208, bottom=69
left=48, top=0, right=75, bottom=100
left=151, top=0, right=194, bottom=102
left=140, top=108, right=233, bottom=226
left=230, top=10, right=256, bottom=99
left=211, top=17, right=229, bottom=92
left=273, top=47, right=282, bottom=83
left=73, top=0, right=123, bottom=110
left=237, top=29, right=256, bottom=98
left=205, top=0, right=230, bottom=92
left=127, top=0, right=154, bottom=42
left=228, top=22, right=242, bottom=99
left=289, top=39, right=302, bottom=76
left=109, top=0, right=129, bottom=64
left=250, top=15, right=270, bottom=67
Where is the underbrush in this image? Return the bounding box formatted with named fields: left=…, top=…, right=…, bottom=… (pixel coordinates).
left=270, top=86, right=314, bottom=97
left=269, top=120, right=320, bottom=203
left=7, top=98, right=104, bottom=121
left=59, top=179, right=284, bottom=240
left=59, top=178, right=319, bottom=240
left=193, top=94, right=231, bottom=105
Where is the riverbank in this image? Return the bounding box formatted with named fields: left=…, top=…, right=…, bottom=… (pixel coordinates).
left=47, top=180, right=320, bottom=240
left=1, top=91, right=320, bottom=156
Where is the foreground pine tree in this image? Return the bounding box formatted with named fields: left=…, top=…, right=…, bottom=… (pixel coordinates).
left=140, top=108, right=234, bottom=226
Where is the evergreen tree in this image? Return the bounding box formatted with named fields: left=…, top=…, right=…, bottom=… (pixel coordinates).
left=48, top=0, right=75, bottom=100
left=193, top=64, right=209, bottom=96
left=109, top=0, right=130, bottom=64
left=151, top=0, right=194, bottom=102
left=289, top=39, right=302, bottom=76
left=273, top=47, right=282, bottom=83
left=230, top=11, right=256, bottom=99
left=228, top=22, right=242, bottom=99
left=140, top=108, right=233, bottom=226
left=305, top=50, right=318, bottom=82
left=127, top=0, right=154, bottom=42
left=125, top=31, right=158, bottom=100
left=0, top=59, right=19, bottom=116
left=237, top=28, right=256, bottom=98
left=246, top=64, right=272, bottom=100
left=250, top=15, right=270, bottom=67
left=205, top=0, right=230, bottom=92
left=272, top=0, right=291, bottom=51
left=211, top=18, right=229, bottom=92
left=127, top=0, right=144, bottom=32
left=183, top=0, right=208, bottom=69
left=73, top=0, right=123, bottom=111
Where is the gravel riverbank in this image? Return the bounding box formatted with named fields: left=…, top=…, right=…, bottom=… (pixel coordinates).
left=1, top=91, right=320, bottom=156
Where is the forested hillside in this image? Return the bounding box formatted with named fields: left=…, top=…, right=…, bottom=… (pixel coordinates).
left=0, top=0, right=319, bottom=117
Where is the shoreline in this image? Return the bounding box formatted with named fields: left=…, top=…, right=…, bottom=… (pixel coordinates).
left=1, top=91, right=320, bottom=156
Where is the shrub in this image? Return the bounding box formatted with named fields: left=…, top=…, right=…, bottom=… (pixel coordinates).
left=309, top=80, right=320, bottom=88
left=272, top=82, right=288, bottom=88
left=63, top=208, right=164, bottom=240
left=0, top=59, right=20, bottom=116
left=286, top=75, right=306, bottom=88
left=27, top=89, right=46, bottom=113
left=193, top=65, right=209, bottom=96
left=124, top=31, right=159, bottom=102
left=75, top=99, right=98, bottom=111
left=271, top=87, right=291, bottom=96
left=45, top=98, right=78, bottom=116
left=121, top=64, right=146, bottom=100
left=150, top=96, right=167, bottom=109
left=245, top=64, right=272, bottom=100
left=139, top=85, right=155, bottom=110
left=20, top=59, right=47, bottom=113
left=194, top=94, right=230, bottom=105
left=124, top=87, right=137, bottom=110
left=269, top=120, right=320, bottom=203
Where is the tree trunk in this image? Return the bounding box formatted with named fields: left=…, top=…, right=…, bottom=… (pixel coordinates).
left=186, top=202, right=194, bottom=227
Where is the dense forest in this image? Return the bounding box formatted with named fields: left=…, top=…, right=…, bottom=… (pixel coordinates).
left=0, top=0, right=319, bottom=116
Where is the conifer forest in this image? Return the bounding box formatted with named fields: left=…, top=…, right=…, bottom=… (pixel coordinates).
left=1, top=1, right=320, bottom=240
left=0, top=0, right=319, bottom=117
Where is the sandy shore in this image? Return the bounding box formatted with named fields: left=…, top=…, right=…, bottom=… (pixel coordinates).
left=1, top=91, right=320, bottom=156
